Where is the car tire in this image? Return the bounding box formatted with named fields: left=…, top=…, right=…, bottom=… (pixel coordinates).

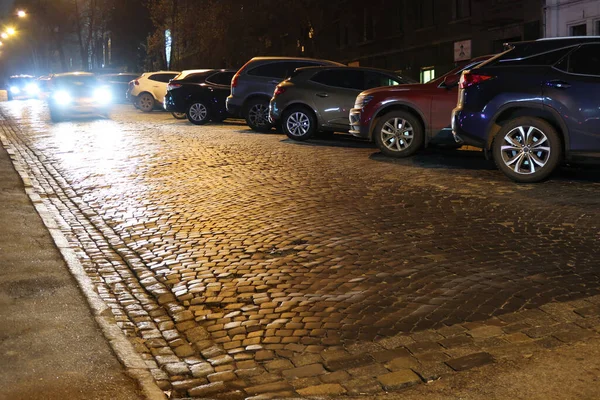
left=244, top=98, right=273, bottom=132
left=492, top=117, right=562, bottom=183
left=137, top=93, right=155, bottom=112
left=172, top=112, right=187, bottom=120
left=282, top=106, right=317, bottom=141
left=187, top=102, right=210, bottom=125
left=374, top=111, right=423, bottom=158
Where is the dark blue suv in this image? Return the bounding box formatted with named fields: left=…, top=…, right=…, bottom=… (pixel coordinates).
left=452, top=37, right=600, bottom=182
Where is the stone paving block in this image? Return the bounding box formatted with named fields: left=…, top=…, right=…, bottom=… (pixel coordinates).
left=415, top=352, right=449, bottom=363
left=319, top=370, right=350, bottom=384
left=385, top=356, right=419, bottom=371
left=467, top=325, right=504, bottom=338
left=324, top=353, right=374, bottom=371
left=378, top=335, right=415, bottom=350
left=406, top=341, right=442, bottom=354
left=552, top=326, right=595, bottom=343
left=282, top=363, right=327, bottom=379
left=296, top=383, right=347, bottom=396
left=289, top=377, right=322, bottom=390
left=244, top=381, right=293, bottom=396
left=188, top=381, right=228, bottom=397
left=371, top=348, right=412, bottom=363
left=171, top=378, right=207, bottom=391
left=346, top=363, right=389, bottom=377
left=438, top=335, right=474, bottom=349
left=343, top=376, right=384, bottom=395
left=445, top=352, right=494, bottom=371
left=413, top=361, right=453, bottom=382
left=574, top=306, right=600, bottom=318
left=208, top=371, right=238, bottom=383
left=377, top=370, right=421, bottom=391
left=264, top=359, right=294, bottom=373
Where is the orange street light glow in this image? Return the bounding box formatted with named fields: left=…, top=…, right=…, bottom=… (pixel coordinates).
left=6, top=28, right=16, bottom=35
left=1, top=33, right=8, bottom=39
left=17, top=10, right=27, bottom=18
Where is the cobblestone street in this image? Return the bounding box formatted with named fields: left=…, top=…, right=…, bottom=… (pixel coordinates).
left=2, top=100, right=600, bottom=399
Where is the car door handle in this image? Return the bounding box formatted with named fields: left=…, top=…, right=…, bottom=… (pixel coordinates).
left=316, top=93, right=329, bottom=98
left=545, top=80, right=571, bottom=89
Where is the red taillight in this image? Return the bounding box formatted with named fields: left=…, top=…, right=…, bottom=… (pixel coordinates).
left=134, top=79, right=140, bottom=86
left=273, top=86, right=286, bottom=96
left=167, top=83, right=182, bottom=91
left=459, top=72, right=494, bottom=89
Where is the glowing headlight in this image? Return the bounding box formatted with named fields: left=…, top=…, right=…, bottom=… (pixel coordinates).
left=94, top=88, right=112, bottom=105
left=26, top=83, right=40, bottom=94
left=10, top=86, right=20, bottom=94
left=54, top=90, right=72, bottom=105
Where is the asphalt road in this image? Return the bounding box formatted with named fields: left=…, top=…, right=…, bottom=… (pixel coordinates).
left=1, top=99, right=599, bottom=398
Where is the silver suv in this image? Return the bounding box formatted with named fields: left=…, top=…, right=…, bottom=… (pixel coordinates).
left=226, top=57, right=342, bottom=132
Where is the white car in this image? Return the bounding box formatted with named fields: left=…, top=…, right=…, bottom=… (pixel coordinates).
left=129, top=71, right=180, bottom=112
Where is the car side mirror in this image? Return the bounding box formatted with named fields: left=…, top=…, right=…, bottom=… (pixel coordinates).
left=442, top=74, right=460, bottom=89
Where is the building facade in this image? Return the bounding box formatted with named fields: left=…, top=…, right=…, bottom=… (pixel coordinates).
left=545, top=0, right=600, bottom=37
left=313, top=0, right=544, bottom=82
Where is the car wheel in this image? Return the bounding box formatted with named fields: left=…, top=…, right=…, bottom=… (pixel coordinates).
left=374, top=111, right=423, bottom=158
left=283, top=106, right=316, bottom=141
left=138, top=93, right=155, bottom=112
left=172, top=112, right=186, bottom=119
left=492, top=117, right=562, bottom=183
left=245, top=99, right=273, bottom=132
left=187, top=102, right=210, bottom=125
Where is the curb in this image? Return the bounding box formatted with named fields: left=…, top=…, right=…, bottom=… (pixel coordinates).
left=0, top=131, right=167, bottom=400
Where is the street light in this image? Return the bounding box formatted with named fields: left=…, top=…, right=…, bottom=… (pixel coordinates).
left=1, top=33, right=8, bottom=39
left=17, top=10, right=27, bottom=18
left=6, top=27, right=15, bottom=36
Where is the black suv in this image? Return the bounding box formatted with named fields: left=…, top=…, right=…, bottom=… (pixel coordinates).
left=452, top=37, right=600, bottom=182
left=226, top=57, right=343, bottom=132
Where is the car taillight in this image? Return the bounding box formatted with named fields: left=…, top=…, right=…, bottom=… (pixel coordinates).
left=167, top=83, right=182, bottom=91
left=134, top=80, right=140, bottom=86
left=459, top=72, right=494, bottom=89
left=273, top=86, right=286, bottom=96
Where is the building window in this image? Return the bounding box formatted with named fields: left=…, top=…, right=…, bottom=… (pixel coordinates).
left=454, top=0, right=471, bottom=20
left=420, top=66, right=435, bottom=83
left=417, top=0, right=435, bottom=28
left=570, top=23, right=587, bottom=36
left=596, top=20, right=600, bottom=35
left=396, top=1, right=404, bottom=33
left=363, top=7, right=374, bottom=41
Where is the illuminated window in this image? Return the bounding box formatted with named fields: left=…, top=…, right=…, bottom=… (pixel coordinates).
left=420, top=66, right=435, bottom=83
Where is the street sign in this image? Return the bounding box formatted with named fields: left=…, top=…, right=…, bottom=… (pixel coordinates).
left=454, top=40, right=471, bottom=62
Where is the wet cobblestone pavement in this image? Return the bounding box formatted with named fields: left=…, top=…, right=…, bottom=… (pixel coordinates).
left=1, top=100, right=600, bottom=398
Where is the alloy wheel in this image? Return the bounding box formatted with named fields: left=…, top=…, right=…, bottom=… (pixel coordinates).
left=286, top=112, right=311, bottom=137
left=380, top=118, right=414, bottom=152
left=138, top=94, right=154, bottom=112
left=189, top=103, right=208, bottom=122
left=500, top=126, right=551, bottom=175
left=248, top=103, right=269, bottom=127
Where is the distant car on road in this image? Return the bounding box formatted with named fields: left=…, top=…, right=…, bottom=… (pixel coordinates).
left=227, top=57, right=343, bottom=132
left=164, top=69, right=236, bottom=125
left=452, top=37, right=600, bottom=182
left=47, top=72, right=112, bottom=122
left=6, top=75, right=39, bottom=100
left=269, top=66, right=414, bottom=141
left=348, top=56, right=491, bottom=158
left=129, top=71, right=180, bottom=112
left=98, top=73, right=139, bottom=103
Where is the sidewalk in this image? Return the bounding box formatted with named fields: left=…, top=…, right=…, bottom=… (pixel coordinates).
left=0, top=144, right=144, bottom=400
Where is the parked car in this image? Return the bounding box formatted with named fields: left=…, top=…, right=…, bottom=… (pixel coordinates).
left=348, top=56, right=491, bottom=158
left=227, top=57, right=343, bottom=132
left=47, top=72, right=112, bottom=122
left=6, top=75, right=39, bottom=100
left=129, top=71, right=180, bottom=112
left=270, top=66, right=414, bottom=141
left=164, top=69, right=236, bottom=125
left=452, top=37, right=600, bottom=183
left=98, top=73, right=139, bottom=103
left=36, top=75, right=52, bottom=100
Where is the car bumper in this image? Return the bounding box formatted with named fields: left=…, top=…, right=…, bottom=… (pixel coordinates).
left=226, top=96, right=242, bottom=117
left=348, top=108, right=369, bottom=138
left=163, top=92, right=185, bottom=113
left=268, top=100, right=281, bottom=125
left=451, top=107, right=486, bottom=148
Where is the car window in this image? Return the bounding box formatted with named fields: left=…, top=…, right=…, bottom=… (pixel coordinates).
left=186, top=73, right=211, bottom=83
left=149, top=73, right=178, bottom=83
left=364, top=72, right=406, bottom=89
left=248, top=61, right=320, bottom=79
left=555, top=44, right=600, bottom=76
left=248, top=63, right=290, bottom=78
left=206, top=71, right=235, bottom=85
left=497, top=46, right=576, bottom=66
left=311, top=70, right=365, bottom=90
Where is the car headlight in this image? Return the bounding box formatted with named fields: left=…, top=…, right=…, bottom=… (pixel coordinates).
left=26, top=83, right=40, bottom=94
left=54, top=90, right=72, bottom=105
left=10, top=86, right=20, bottom=94
left=94, top=88, right=112, bottom=105
left=354, top=95, right=373, bottom=109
